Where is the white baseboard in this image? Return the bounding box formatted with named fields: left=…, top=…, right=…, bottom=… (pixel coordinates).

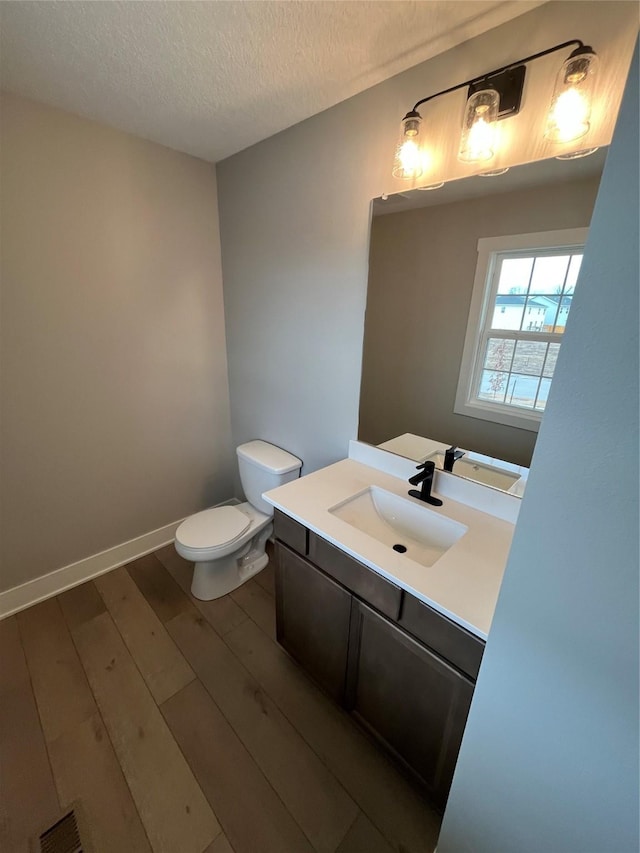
left=0, top=517, right=187, bottom=621
left=0, top=497, right=243, bottom=621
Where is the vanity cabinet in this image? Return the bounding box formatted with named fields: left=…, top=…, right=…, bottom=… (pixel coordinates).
left=273, top=509, right=483, bottom=809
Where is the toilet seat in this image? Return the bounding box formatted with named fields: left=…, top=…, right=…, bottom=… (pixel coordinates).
left=176, top=505, right=250, bottom=551
left=175, top=502, right=271, bottom=563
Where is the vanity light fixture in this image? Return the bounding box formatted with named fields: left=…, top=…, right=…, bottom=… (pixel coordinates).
left=392, top=40, right=598, bottom=178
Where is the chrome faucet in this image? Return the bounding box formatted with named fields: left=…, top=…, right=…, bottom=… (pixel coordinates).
left=408, top=460, right=443, bottom=506
left=444, top=445, right=464, bottom=472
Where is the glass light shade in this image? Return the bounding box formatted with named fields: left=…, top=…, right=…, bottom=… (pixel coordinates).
left=392, top=111, right=424, bottom=180
left=479, top=167, right=510, bottom=177
left=556, top=146, right=599, bottom=160
left=545, top=49, right=598, bottom=143
left=458, top=88, right=500, bottom=163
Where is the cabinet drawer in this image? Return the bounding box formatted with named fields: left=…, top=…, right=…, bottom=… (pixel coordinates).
left=308, top=533, right=402, bottom=621
left=274, top=509, right=308, bottom=555
left=399, top=593, right=484, bottom=681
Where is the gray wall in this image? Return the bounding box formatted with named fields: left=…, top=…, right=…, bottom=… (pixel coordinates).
left=439, top=41, right=639, bottom=852
left=216, top=2, right=636, bottom=474
left=360, top=176, right=601, bottom=467
left=0, top=94, right=234, bottom=592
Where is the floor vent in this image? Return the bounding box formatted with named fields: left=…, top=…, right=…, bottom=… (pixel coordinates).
left=39, top=809, right=83, bottom=853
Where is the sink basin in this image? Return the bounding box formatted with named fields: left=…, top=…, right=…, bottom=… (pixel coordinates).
left=329, top=486, right=467, bottom=567
left=426, top=452, right=521, bottom=491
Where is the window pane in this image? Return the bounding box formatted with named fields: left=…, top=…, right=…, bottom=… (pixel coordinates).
left=543, top=343, right=560, bottom=377
left=491, top=295, right=524, bottom=330
left=529, top=255, right=570, bottom=295
left=521, top=297, right=548, bottom=332
left=505, top=373, right=539, bottom=409
left=484, top=338, right=515, bottom=371
left=535, top=377, right=552, bottom=410
left=512, top=340, right=548, bottom=376
left=497, top=257, right=533, bottom=294
left=565, top=254, right=583, bottom=291
left=553, top=294, right=573, bottom=333
left=478, top=370, right=509, bottom=403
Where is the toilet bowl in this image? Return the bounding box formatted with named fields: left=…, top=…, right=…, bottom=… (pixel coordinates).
left=175, top=441, right=302, bottom=601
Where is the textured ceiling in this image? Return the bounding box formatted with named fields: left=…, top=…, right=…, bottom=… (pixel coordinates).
left=0, top=1, right=542, bottom=162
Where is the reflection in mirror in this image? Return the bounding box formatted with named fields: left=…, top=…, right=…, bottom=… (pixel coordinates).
left=358, top=151, right=606, bottom=492
left=378, top=433, right=529, bottom=497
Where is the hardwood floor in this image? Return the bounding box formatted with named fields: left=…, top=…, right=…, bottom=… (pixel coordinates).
left=0, top=545, right=442, bottom=853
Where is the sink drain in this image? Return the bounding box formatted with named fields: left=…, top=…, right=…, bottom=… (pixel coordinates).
left=392, top=544, right=407, bottom=553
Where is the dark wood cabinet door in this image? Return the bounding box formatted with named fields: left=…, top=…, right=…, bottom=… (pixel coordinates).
left=275, top=543, right=352, bottom=703
left=346, top=600, right=474, bottom=809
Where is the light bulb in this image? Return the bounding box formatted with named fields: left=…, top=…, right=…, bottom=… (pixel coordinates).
left=458, top=88, right=499, bottom=163
left=545, top=47, right=598, bottom=143
left=396, top=139, right=422, bottom=176
left=547, top=88, right=590, bottom=142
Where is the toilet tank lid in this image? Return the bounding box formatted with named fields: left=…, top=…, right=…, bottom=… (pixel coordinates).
left=237, top=440, right=302, bottom=474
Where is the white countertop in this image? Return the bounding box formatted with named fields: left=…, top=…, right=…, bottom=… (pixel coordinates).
left=263, top=456, right=515, bottom=640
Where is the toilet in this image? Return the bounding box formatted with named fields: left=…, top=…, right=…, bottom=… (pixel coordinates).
left=175, top=440, right=302, bottom=601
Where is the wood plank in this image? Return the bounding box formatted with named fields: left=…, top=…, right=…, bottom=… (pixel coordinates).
left=95, top=566, right=195, bottom=704
left=73, top=611, right=221, bottom=853
left=254, top=559, right=275, bottom=597
left=58, top=580, right=106, bottom=631
left=336, top=813, right=395, bottom=853
left=0, top=616, right=60, bottom=851
left=167, top=609, right=358, bottom=853
left=224, top=618, right=441, bottom=853
left=204, top=833, right=236, bottom=853
left=127, top=552, right=193, bottom=623
left=48, top=712, right=152, bottom=852
left=18, top=597, right=97, bottom=742
left=162, top=679, right=313, bottom=853
left=230, top=579, right=276, bottom=639
left=155, top=544, right=248, bottom=636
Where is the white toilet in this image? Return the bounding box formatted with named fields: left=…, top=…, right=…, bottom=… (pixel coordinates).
left=175, top=440, right=302, bottom=601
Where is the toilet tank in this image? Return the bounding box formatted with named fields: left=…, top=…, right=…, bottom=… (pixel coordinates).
left=237, top=441, right=302, bottom=516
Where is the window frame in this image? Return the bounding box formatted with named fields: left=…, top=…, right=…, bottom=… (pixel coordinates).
left=454, top=228, right=589, bottom=432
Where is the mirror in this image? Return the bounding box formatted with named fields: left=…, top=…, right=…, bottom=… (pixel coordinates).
left=359, top=151, right=607, bottom=493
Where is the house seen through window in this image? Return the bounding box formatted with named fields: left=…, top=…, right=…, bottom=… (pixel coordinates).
left=455, top=229, right=587, bottom=431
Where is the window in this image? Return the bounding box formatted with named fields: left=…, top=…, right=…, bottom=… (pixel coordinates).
left=455, top=229, right=588, bottom=432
